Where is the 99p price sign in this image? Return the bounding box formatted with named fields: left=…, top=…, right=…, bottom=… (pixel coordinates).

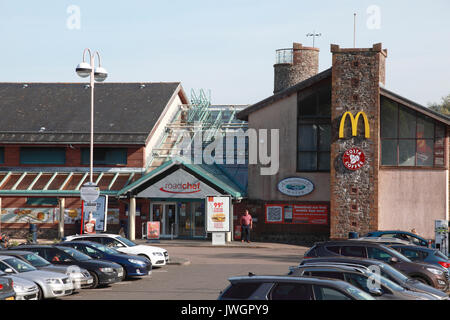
left=206, top=196, right=231, bottom=232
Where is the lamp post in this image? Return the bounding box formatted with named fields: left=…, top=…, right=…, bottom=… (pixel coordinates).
left=76, top=49, right=107, bottom=235
left=75, top=48, right=108, bottom=183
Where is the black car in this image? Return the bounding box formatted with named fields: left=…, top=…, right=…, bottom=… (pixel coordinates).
left=289, top=264, right=437, bottom=300
left=218, top=275, right=375, bottom=300
left=13, top=245, right=123, bottom=288
left=304, top=240, right=449, bottom=291
left=299, top=256, right=449, bottom=300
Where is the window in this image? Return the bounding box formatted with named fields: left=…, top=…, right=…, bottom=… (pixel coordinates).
left=0, top=147, right=4, bottom=163
left=309, top=271, right=345, bottom=280
left=270, top=283, right=313, bottom=300
left=399, top=249, right=425, bottom=262
left=325, top=246, right=341, bottom=254
left=367, top=247, right=393, bottom=263
left=313, top=285, right=352, bottom=300
left=297, top=86, right=331, bottom=172
left=20, top=147, right=66, bottom=165
left=221, top=282, right=262, bottom=299
left=81, top=148, right=127, bottom=165
left=380, top=97, right=446, bottom=167
left=341, top=246, right=366, bottom=258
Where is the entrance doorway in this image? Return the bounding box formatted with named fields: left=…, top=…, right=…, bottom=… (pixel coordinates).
left=150, top=203, right=177, bottom=238
left=177, top=202, right=206, bottom=238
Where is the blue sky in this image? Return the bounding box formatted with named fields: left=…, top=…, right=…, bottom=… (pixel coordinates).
left=0, top=0, right=449, bottom=106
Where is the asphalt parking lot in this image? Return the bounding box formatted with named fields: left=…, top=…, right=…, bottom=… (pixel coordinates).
left=59, top=240, right=308, bottom=300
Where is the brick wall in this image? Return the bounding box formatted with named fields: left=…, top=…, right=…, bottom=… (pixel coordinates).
left=330, top=43, right=387, bottom=239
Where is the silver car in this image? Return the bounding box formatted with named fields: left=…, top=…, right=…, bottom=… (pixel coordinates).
left=3, top=250, right=93, bottom=289
left=0, top=255, right=73, bottom=299
left=0, top=270, right=39, bottom=300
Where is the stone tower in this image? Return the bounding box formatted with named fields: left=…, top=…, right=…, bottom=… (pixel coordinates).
left=273, top=43, right=319, bottom=94
left=329, top=43, right=388, bottom=239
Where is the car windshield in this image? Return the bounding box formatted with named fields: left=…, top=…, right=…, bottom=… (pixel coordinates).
left=379, top=264, right=409, bottom=283
left=434, top=251, right=448, bottom=260
left=59, top=247, right=92, bottom=261
left=116, top=236, right=137, bottom=247
left=21, top=253, right=51, bottom=268
left=344, top=285, right=375, bottom=300
left=89, top=242, right=119, bottom=255
left=3, top=257, right=37, bottom=273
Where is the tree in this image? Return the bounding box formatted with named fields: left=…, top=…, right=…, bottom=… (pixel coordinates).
left=428, top=94, right=450, bottom=116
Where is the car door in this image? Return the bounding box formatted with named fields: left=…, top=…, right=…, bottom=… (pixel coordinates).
left=269, top=282, right=314, bottom=300
left=366, top=246, right=395, bottom=264
left=340, top=246, right=367, bottom=258
left=312, top=285, right=353, bottom=300
left=45, top=248, right=74, bottom=265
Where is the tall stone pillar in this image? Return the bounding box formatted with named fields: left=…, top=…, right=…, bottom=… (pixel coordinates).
left=128, top=197, right=136, bottom=241
left=330, top=43, right=387, bottom=239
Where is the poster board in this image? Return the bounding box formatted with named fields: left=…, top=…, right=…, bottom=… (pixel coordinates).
left=265, top=204, right=328, bottom=225
left=81, top=195, right=108, bottom=233
left=206, top=196, right=231, bottom=233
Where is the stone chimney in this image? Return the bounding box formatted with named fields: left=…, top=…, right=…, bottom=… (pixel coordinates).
left=273, top=42, right=319, bottom=94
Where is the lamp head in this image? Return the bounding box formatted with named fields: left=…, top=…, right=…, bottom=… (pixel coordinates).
left=76, top=62, right=92, bottom=78
left=94, top=66, right=108, bottom=82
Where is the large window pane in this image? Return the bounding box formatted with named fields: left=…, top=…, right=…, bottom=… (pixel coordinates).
left=299, top=94, right=317, bottom=117
left=318, top=152, right=330, bottom=171
left=416, top=139, right=434, bottom=166
left=398, top=106, right=416, bottom=138
left=317, top=88, right=331, bottom=117
left=381, top=140, right=397, bottom=165
left=381, top=98, right=398, bottom=138
left=298, top=152, right=317, bottom=171
left=318, top=125, right=331, bottom=151
left=398, top=140, right=416, bottom=166
left=20, top=148, right=66, bottom=165
left=298, top=125, right=317, bottom=151
left=416, top=116, right=434, bottom=139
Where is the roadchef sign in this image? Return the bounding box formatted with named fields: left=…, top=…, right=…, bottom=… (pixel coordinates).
left=342, top=147, right=366, bottom=170
left=277, top=177, right=314, bottom=197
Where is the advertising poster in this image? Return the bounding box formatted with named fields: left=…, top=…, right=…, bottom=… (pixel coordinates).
left=146, top=221, right=160, bottom=240
left=0, top=208, right=56, bottom=224
left=206, top=196, right=230, bottom=232
left=82, top=195, right=108, bottom=232
left=265, top=204, right=328, bottom=225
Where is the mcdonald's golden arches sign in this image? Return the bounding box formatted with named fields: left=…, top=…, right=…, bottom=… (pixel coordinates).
left=339, top=111, right=370, bottom=138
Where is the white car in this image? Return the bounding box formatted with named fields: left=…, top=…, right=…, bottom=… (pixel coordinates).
left=64, top=234, right=169, bottom=267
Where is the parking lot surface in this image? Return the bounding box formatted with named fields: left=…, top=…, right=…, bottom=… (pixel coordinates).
left=59, top=240, right=308, bottom=300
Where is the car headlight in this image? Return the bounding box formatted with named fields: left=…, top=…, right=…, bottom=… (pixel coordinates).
left=14, top=285, right=25, bottom=292
left=128, top=259, right=146, bottom=265
left=67, top=272, right=83, bottom=279
left=45, top=278, right=61, bottom=284
left=427, top=268, right=444, bottom=275
left=152, top=252, right=163, bottom=256
left=99, top=267, right=114, bottom=273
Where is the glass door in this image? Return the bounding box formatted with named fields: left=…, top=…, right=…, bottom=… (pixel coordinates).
left=192, top=201, right=206, bottom=238
left=151, top=203, right=177, bottom=238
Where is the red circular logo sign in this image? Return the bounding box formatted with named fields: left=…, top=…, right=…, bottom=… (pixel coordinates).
left=342, top=148, right=366, bottom=171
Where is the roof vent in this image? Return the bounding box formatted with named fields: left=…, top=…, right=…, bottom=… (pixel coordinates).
left=22, top=84, right=29, bottom=88
left=39, top=127, right=46, bottom=132
left=140, top=84, right=146, bottom=89
left=84, top=84, right=90, bottom=89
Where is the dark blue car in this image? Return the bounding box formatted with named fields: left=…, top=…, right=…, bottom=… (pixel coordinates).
left=363, top=231, right=432, bottom=247
left=59, top=241, right=151, bottom=279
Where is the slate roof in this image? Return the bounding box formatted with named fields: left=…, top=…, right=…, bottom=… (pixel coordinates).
left=0, top=82, right=185, bottom=144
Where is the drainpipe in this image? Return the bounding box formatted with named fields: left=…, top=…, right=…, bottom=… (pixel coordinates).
left=58, top=198, right=65, bottom=239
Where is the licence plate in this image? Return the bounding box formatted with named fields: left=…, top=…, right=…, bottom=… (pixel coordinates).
left=6, top=297, right=14, bottom=300
left=118, top=272, right=123, bottom=277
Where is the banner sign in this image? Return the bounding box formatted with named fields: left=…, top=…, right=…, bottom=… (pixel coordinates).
left=82, top=195, right=108, bottom=232
left=146, top=221, right=160, bottom=240
left=265, top=204, right=328, bottom=225
left=206, top=196, right=231, bottom=232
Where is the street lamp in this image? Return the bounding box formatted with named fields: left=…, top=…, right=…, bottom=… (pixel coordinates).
left=75, top=49, right=108, bottom=183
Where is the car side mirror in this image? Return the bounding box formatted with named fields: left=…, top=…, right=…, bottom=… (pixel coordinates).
left=369, top=288, right=383, bottom=296
left=389, top=257, right=399, bottom=263
left=4, top=268, right=14, bottom=274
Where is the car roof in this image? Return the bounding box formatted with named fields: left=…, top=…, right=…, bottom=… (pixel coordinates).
left=68, top=234, right=118, bottom=238
left=302, top=256, right=386, bottom=266
left=228, top=275, right=351, bottom=288
left=0, top=250, right=37, bottom=256
left=291, top=264, right=367, bottom=274
left=60, top=240, right=101, bottom=246
left=314, top=240, right=390, bottom=247
left=389, top=244, right=433, bottom=252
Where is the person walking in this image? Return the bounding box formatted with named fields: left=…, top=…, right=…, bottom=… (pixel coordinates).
left=240, top=209, right=253, bottom=243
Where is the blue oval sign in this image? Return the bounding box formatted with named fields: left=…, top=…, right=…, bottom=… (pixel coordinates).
left=277, top=177, right=314, bottom=197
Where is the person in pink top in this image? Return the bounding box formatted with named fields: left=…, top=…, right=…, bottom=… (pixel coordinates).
left=240, top=209, right=253, bottom=243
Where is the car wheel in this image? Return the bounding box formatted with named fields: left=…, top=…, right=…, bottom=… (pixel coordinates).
left=89, top=271, right=99, bottom=289
left=36, top=284, right=44, bottom=300
left=412, top=276, right=431, bottom=286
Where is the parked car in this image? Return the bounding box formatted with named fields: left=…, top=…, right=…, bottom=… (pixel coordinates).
left=289, top=264, right=437, bottom=300
left=64, top=234, right=169, bottom=267
left=298, top=256, right=449, bottom=300
left=389, top=245, right=450, bottom=275
left=2, top=250, right=93, bottom=289
left=13, top=245, right=123, bottom=289
left=363, top=231, right=431, bottom=247
left=0, top=270, right=15, bottom=300
left=354, top=237, right=411, bottom=245
left=0, top=255, right=73, bottom=299
left=218, top=275, right=375, bottom=300
left=58, top=241, right=152, bottom=279
left=1, top=270, right=39, bottom=300
left=304, top=240, right=449, bottom=291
